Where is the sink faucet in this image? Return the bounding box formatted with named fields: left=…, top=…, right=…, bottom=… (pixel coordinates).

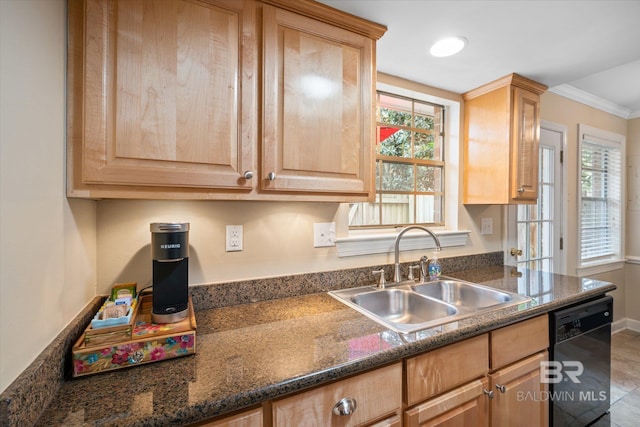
left=393, top=226, right=442, bottom=283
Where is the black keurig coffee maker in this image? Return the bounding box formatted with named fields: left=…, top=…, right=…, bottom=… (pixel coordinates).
left=150, top=222, right=189, bottom=323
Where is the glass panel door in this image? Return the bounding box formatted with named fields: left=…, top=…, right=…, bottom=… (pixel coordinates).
left=507, top=123, right=565, bottom=274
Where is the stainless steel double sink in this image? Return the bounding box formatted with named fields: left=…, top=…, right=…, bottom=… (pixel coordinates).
left=328, top=278, right=531, bottom=334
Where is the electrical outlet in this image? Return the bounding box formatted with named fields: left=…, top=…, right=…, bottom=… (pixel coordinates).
left=313, top=222, right=336, bottom=248
left=481, top=218, right=493, bottom=235
left=226, top=225, right=243, bottom=252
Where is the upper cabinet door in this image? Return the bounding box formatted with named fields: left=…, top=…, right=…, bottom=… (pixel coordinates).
left=69, top=0, right=257, bottom=194
left=463, top=73, right=546, bottom=205
left=261, top=4, right=375, bottom=198
left=511, top=87, right=540, bottom=201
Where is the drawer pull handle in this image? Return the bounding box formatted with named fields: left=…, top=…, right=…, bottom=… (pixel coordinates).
left=496, top=384, right=507, bottom=393
left=483, top=389, right=494, bottom=399
left=332, top=397, right=357, bottom=416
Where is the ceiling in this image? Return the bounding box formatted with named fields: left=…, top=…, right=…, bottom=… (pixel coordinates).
left=318, top=0, right=640, bottom=119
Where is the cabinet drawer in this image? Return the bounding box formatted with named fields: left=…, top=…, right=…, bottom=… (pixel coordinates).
left=404, top=377, right=489, bottom=427
left=406, top=334, right=489, bottom=406
left=272, top=363, right=402, bottom=427
left=490, top=315, right=548, bottom=369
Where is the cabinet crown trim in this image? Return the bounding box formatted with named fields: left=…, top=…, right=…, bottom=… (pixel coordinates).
left=463, top=73, right=548, bottom=100
left=260, top=0, right=387, bottom=39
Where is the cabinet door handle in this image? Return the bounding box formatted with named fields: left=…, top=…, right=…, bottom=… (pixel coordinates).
left=517, top=187, right=525, bottom=193
left=243, top=171, right=254, bottom=180
left=483, top=389, right=494, bottom=399
left=332, top=397, right=357, bottom=416
left=267, top=172, right=277, bottom=181
left=496, top=384, right=507, bottom=393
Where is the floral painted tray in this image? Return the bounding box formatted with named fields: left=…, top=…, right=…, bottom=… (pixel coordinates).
left=72, top=294, right=196, bottom=377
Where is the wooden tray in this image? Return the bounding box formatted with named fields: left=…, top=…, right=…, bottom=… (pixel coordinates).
left=83, top=299, right=139, bottom=346
left=72, top=294, right=196, bottom=377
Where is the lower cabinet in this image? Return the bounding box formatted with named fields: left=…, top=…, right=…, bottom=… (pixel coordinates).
left=489, top=352, right=549, bottom=427
left=404, top=315, right=550, bottom=427
left=272, top=362, right=402, bottom=426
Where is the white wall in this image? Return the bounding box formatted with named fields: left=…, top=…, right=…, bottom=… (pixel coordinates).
left=0, top=0, right=97, bottom=393
left=626, top=117, right=640, bottom=322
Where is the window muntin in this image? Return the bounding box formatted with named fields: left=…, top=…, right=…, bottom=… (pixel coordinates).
left=350, top=92, right=445, bottom=228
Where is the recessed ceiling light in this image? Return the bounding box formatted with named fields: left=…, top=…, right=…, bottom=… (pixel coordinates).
left=430, top=36, right=467, bottom=57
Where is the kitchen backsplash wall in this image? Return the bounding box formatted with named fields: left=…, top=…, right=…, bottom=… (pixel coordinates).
left=96, top=200, right=503, bottom=296
left=190, top=251, right=504, bottom=310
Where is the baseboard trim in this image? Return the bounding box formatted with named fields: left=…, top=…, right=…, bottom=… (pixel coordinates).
left=612, top=318, right=640, bottom=334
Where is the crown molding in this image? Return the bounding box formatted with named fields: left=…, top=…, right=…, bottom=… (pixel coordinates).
left=549, top=84, right=635, bottom=119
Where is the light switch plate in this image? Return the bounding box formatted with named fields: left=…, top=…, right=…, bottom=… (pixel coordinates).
left=226, top=225, right=243, bottom=252
left=314, top=222, right=336, bottom=247
left=481, top=218, right=493, bottom=235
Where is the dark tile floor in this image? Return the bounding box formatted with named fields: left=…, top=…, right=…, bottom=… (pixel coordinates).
left=592, top=329, right=640, bottom=427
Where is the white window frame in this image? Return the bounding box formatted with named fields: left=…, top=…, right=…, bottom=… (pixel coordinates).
left=335, top=81, right=469, bottom=257
left=576, top=123, right=626, bottom=276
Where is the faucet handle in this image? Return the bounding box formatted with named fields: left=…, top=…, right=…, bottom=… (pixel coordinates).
left=372, top=269, right=386, bottom=288
left=408, top=265, right=420, bottom=281
left=419, top=256, right=429, bottom=282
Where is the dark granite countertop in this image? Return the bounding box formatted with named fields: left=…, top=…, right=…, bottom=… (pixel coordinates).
left=31, top=266, right=615, bottom=426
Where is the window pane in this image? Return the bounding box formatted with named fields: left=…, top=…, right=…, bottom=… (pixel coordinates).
left=529, top=201, right=538, bottom=221
left=414, top=101, right=436, bottom=129
left=378, top=94, right=412, bottom=126
left=541, top=221, right=552, bottom=257
left=517, top=222, right=527, bottom=258
left=541, top=147, right=553, bottom=183
left=381, top=194, right=413, bottom=225
left=540, top=183, right=552, bottom=220
left=379, top=128, right=411, bottom=158
left=540, top=258, right=551, bottom=272
left=529, top=221, right=538, bottom=258
left=348, top=195, right=381, bottom=227
left=417, top=166, right=442, bottom=192
left=381, top=162, right=414, bottom=191
left=517, top=205, right=528, bottom=222
left=416, top=195, right=442, bottom=224
left=414, top=132, right=435, bottom=160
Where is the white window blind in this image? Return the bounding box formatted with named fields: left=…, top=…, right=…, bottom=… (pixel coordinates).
left=578, top=124, right=624, bottom=266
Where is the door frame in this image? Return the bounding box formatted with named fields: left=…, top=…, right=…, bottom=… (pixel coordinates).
left=505, top=120, right=568, bottom=274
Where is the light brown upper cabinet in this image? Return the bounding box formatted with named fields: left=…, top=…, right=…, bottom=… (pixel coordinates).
left=463, top=73, right=547, bottom=204
left=67, top=0, right=258, bottom=198
left=261, top=3, right=379, bottom=198
left=67, top=0, right=386, bottom=201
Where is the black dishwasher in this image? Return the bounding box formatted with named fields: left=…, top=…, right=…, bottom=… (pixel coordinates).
left=550, top=296, right=612, bottom=426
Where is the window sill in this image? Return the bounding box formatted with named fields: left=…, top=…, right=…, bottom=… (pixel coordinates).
left=576, top=259, right=626, bottom=277
left=335, top=229, right=470, bottom=258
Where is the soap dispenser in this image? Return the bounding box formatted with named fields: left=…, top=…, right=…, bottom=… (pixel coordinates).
left=428, top=251, right=441, bottom=281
